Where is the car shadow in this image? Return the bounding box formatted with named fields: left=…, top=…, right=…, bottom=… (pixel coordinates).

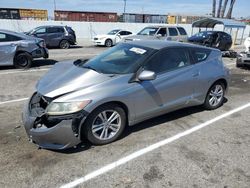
left=47, top=45, right=83, bottom=49
left=238, top=66, right=250, bottom=70
left=50, top=99, right=229, bottom=154
left=0, top=59, right=57, bottom=71
left=31, top=59, right=57, bottom=67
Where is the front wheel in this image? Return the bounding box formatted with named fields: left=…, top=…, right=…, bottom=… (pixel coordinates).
left=105, top=39, right=113, bottom=47
left=203, top=82, right=225, bottom=110
left=14, top=52, right=32, bottom=69
left=82, top=104, right=126, bottom=145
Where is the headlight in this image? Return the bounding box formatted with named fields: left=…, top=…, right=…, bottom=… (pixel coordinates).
left=46, top=100, right=91, bottom=115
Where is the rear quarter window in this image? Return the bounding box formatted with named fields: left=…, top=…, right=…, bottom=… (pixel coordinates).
left=168, top=28, right=178, bottom=36
left=0, top=33, right=22, bottom=42
left=191, top=48, right=211, bottom=63
left=177, top=27, right=187, bottom=35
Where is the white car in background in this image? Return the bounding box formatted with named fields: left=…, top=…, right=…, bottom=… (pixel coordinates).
left=244, top=37, right=250, bottom=52
left=93, top=29, right=133, bottom=47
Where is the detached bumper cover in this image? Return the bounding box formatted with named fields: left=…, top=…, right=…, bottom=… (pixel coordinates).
left=22, top=97, right=87, bottom=150
left=31, top=47, right=49, bottom=59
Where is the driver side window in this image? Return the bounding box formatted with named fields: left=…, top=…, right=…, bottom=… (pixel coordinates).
left=35, top=28, right=46, bottom=34
left=119, top=31, right=128, bottom=36
left=144, top=48, right=191, bottom=74
left=157, top=28, right=167, bottom=37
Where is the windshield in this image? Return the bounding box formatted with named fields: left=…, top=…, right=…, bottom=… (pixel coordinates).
left=26, top=27, right=42, bottom=35
left=107, top=29, right=120, bottom=35
left=194, top=31, right=213, bottom=38
left=137, top=27, right=159, bottom=36
left=78, top=43, right=155, bottom=74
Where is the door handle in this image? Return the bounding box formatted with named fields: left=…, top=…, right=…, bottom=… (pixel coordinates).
left=192, top=72, right=200, bottom=77
left=10, top=43, right=17, bottom=47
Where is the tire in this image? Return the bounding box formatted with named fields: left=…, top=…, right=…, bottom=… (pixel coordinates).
left=59, top=40, right=70, bottom=49
left=82, top=104, right=126, bottom=145
left=203, top=82, right=225, bottom=110
left=105, top=39, right=113, bottom=47
left=236, top=62, right=241, bottom=68
left=14, top=52, right=32, bottom=69
left=236, top=60, right=243, bottom=68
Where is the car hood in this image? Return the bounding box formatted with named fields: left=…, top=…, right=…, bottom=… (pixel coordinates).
left=124, top=35, right=155, bottom=40
left=36, top=60, right=113, bottom=98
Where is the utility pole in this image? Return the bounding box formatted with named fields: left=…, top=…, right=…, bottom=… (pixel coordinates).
left=54, top=0, right=57, bottom=11
left=123, top=0, right=127, bottom=22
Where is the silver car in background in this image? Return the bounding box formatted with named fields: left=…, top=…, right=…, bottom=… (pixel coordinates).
left=124, top=26, right=188, bottom=42
left=0, top=29, right=48, bottom=68
left=23, top=41, right=230, bottom=150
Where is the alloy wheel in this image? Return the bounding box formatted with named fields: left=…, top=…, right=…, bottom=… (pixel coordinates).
left=208, top=84, right=224, bottom=107
left=92, top=110, right=121, bottom=140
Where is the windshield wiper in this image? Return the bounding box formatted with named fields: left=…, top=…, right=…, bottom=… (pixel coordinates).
left=82, top=65, right=98, bottom=72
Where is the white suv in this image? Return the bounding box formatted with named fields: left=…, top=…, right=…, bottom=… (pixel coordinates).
left=124, top=26, right=188, bottom=42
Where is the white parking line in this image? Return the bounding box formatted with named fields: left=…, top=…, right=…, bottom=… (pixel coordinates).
left=0, top=98, right=28, bottom=105
left=60, top=102, right=250, bottom=188
left=0, top=68, right=49, bottom=75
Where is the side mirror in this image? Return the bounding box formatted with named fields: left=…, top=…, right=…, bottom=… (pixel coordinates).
left=138, top=70, right=156, bottom=81
left=156, top=34, right=162, bottom=38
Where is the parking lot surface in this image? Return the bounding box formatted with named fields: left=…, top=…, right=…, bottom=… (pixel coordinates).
left=0, top=47, right=249, bottom=188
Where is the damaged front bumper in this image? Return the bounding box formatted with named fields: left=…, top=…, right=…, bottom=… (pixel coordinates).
left=31, top=47, right=49, bottom=59
left=22, top=93, right=88, bottom=150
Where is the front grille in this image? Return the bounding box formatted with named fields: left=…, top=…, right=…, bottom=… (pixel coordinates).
left=94, top=37, right=98, bottom=40
left=29, top=93, right=52, bottom=117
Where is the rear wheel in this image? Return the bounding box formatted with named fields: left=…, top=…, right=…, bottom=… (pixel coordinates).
left=203, top=82, right=225, bottom=110
left=236, top=60, right=243, bottom=68
left=105, top=39, right=113, bottom=47
left=59, top=40, right=70, bottom=49
left=14, top=52, right=32, bottom=69
left=82, top=104, right=126, bottom=145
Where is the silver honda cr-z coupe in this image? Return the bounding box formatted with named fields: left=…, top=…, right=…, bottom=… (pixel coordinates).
left=23, top=40, right=230, bottom=149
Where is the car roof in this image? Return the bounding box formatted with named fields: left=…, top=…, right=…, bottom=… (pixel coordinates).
left=125, top=40, right=212, bottom=50
left=144, top=25, right=182, bottom=28
left=0, top=29, right=28, bottom=39
left=35, top=25, right=65, bottom=28
left=0, top=29, right=43, bottom=41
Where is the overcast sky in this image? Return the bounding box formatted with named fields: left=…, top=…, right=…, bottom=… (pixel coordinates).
left=1, top=0, right=249, bottom=18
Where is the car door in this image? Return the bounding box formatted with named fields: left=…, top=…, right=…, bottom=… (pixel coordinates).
left=46, top=27, right=65, bottom=47
left=177, top=27, right=188, bottom=42
left=133, top=47, right=196, bottom=122
left=167, top=27, right=179, bottom=41
left=155, top=27, right=168, bottom=40
left=0, top=32, right=20, bottom=65
left=115, top=31, right=130, bottom=44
